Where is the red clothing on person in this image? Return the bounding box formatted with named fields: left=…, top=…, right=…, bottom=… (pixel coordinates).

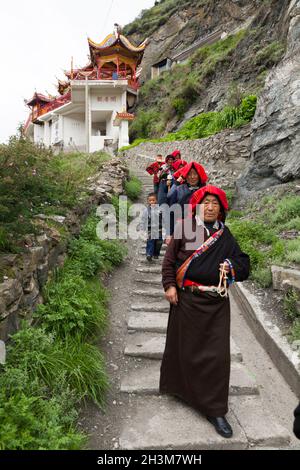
left=173, top=161, right=208, bottom=185
left=172, top=159, right=188, bottom=171
left=146, top=161, right=163, bottom=184
left=188, top=184, right=229, bottom=215
left=171, top=150, right=181, bottom=160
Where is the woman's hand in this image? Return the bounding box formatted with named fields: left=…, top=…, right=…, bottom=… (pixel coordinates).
left=165, top=286, right=178, bottom=305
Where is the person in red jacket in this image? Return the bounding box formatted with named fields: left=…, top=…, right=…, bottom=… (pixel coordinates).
left=171, top=150, right=182, bottom=160
left=146, top=155, right=164, bottom=195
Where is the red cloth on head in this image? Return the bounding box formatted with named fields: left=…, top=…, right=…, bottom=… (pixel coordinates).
left=171, top=150, right=181, bottom=160
left=172, top=159, right=188, bottom=171
left=188, top=185, right=229, bottom=215
left=146, top=161, right=163, bottom=184
left=173, top=161, right=208, bottom=184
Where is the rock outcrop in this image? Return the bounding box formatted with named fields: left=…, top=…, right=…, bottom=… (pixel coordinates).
left=238, top=0, right=300, bottom=191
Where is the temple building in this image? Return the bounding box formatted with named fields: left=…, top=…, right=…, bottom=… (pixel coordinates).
left=24, top=25, right=148, bottom=152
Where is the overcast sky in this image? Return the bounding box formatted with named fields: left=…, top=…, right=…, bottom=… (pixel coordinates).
left=0, top=0, right=154, bottom=143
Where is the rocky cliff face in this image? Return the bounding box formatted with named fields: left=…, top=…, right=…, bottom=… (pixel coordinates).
left=127, top=0, right=262, bottom=81
left=238, top=0, right=300, bottom=191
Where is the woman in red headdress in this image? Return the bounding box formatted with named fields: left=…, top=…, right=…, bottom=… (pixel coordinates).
left=160, top=185, right=250, bottom=439
left=166, top=161, right=208, bottom=240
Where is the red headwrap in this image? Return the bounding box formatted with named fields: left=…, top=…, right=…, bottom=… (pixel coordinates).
left=173, top=161, right=208, bottom=184
left=189, top=185, right=229, bottom=216
left=172, top=159, right=188, bottom=171
left=171, top=150, right=181, bottom=160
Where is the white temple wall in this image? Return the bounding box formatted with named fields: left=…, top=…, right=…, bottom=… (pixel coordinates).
left=50, top=117, right=62, bottom=146
left=33, top=124, right=44, bottom=144
left=62, top=115, right=86, bottom=148
left=90, top=90, right=122, bottom=112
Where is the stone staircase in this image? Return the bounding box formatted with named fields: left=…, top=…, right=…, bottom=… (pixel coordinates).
left=118, top=168, right=291, bottom=450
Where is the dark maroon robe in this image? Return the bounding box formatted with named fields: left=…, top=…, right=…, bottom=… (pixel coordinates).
left=160, top=219, right=250, bottom=416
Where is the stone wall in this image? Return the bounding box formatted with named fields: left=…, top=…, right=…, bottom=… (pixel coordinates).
left=122, top=125, right=251, bottom=189
left=0, top=158, right=129, bottom=342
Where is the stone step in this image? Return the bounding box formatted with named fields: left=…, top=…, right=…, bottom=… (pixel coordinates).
left=136, top=266, right=162, bottom=274
left=130, top=302, right=169, bottom=313
left=135, top=276, right=162, bottom=286
left=138, top=250, right=166, bottom=256
left=131, top=288, right=164, bottom=299
left=124, top=333, right=243, bottom=362
left=230, top=396, right=290, bottom=448
left=119, top=395, right=248, bottom=450
left=119, top=395, right=290, bottom=450
left=127, top=311, right=168, bottom=333
left=137, top=258, right=163, bottom=265
left=120, top=361, right=259, bottom=396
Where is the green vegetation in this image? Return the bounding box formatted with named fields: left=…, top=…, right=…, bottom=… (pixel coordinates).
left=121, top=95, right=257, bottom=151
left=125, top=175, right=143, bottom=200
left=0, top=136, right=110, bottom=252
left=227, top=193, right=300, bottom=338
left=128, top=30, right=248, bottom=143
left=228, top=194, right=300, bottom=288
left=0, top=212, right=126, bottom=449
left=253, top=41, right=285, bottom=68
left=123, top=0, right=203, bottom=37
left=283, top=288, right=300, bottom=342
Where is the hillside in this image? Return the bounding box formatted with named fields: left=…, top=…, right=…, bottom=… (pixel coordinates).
left=123, top=0, right=290, bottom=141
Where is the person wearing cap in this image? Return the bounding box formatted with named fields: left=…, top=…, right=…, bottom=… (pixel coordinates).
left=160, top=185, right=250, bottom=439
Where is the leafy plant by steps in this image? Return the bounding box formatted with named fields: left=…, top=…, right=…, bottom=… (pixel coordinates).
left=0, top=212, right=126, bottom=449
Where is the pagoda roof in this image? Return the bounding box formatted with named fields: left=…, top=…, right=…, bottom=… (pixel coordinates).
left=26, top=92, right=52, bottom=107
left=64, top=62, right=94, bottom=79
left=88, top=33, right=148, bottom=53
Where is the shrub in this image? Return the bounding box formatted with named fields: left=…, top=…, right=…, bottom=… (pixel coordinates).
left=125, top=176, right=142, bottom=200
left=285, top=238, right=300, bottom=264
left=254, top=41, right=285, bottom=67
left=271, top=196, right=300, bottom=226
left=0, top=391, right=86, bottom=450
left=5, top=324, right=108, bottom=407
left=129, top=109, right=161, bottom=141
left=251, top=267, right=272, bottom=288
left=35, top=272, right=108, bottom=339
left=283, top=289, right=300, bottom=322
left=172, top=97, right=189, bottom=119
left=0, top=137, right=111, bottom=252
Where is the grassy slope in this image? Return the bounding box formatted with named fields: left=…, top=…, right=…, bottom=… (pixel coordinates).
left=124, top=0, right=286, bottom=143
left=0, top=137, right=110, bottom=253
left=227, top=188, right=300, bottom=341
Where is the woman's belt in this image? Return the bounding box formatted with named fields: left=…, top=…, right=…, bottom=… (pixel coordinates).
left=181, top=279, right=223, bottom=297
